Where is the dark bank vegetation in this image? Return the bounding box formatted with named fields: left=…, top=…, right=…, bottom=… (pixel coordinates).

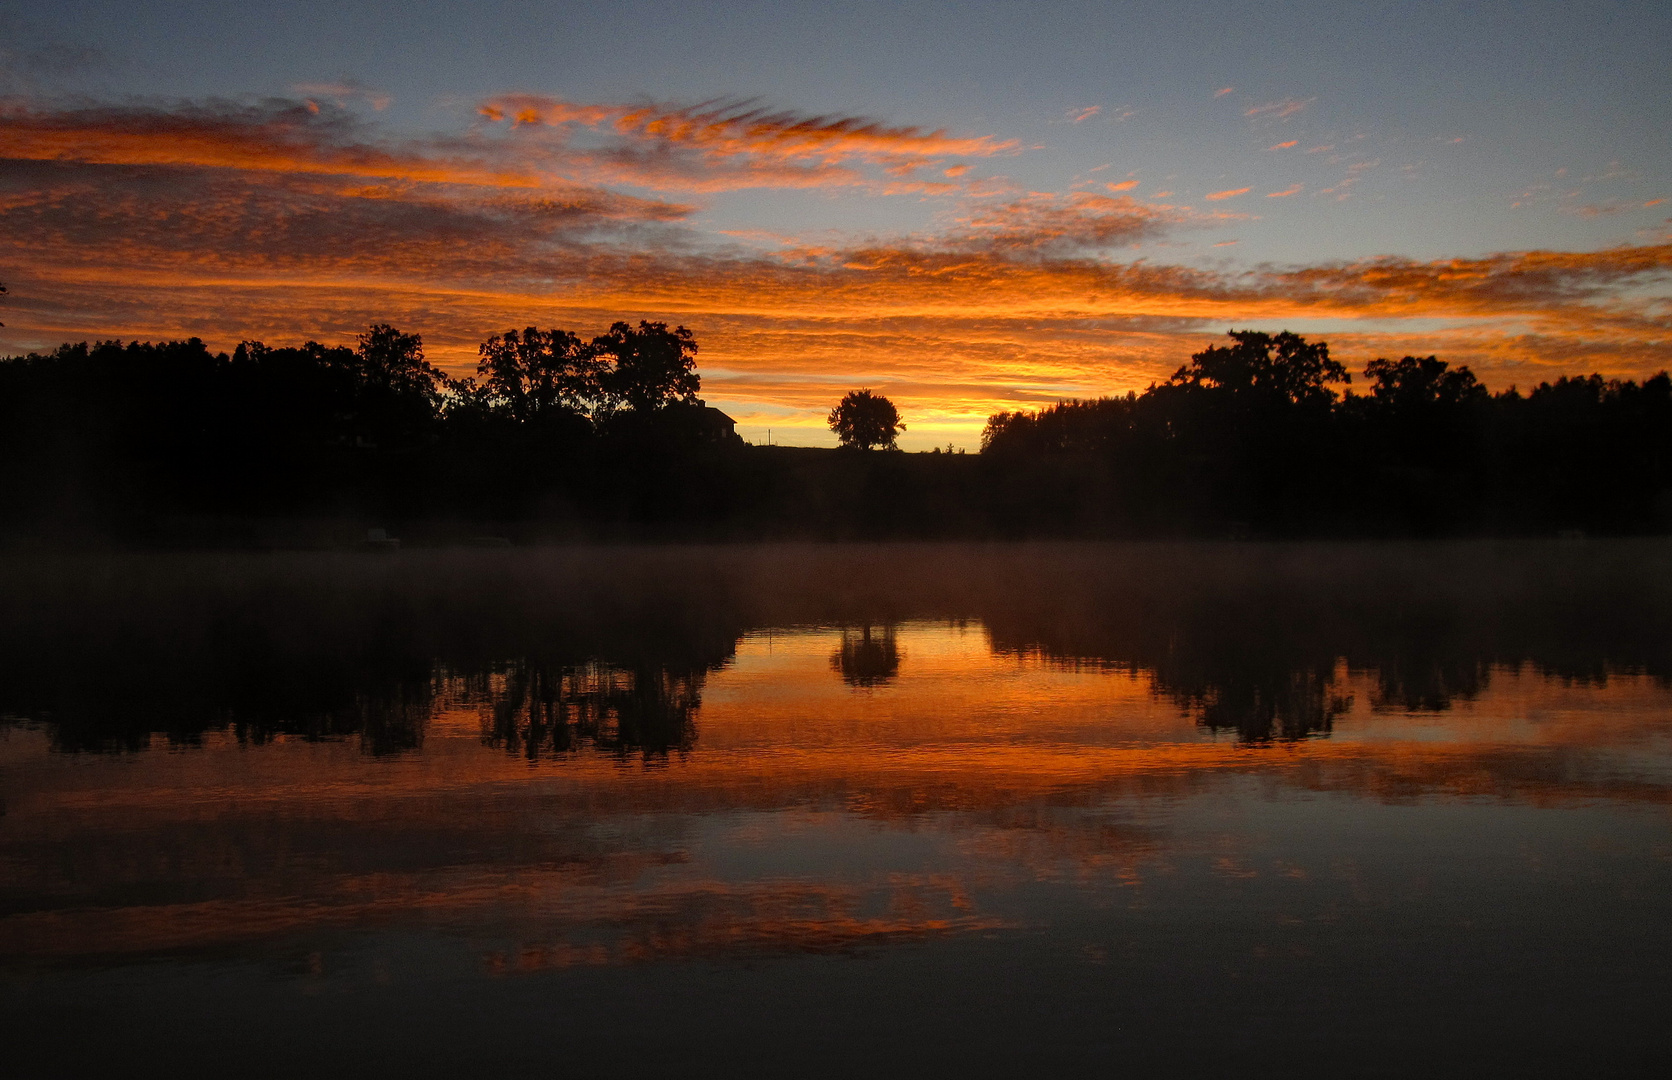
left=1, top=543, right=1669, bottom=754
left=1, top=323, right=1670, bottom=541
left=982, top=331, right=1672, bottom=537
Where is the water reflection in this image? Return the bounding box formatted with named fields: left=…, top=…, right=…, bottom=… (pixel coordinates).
left=831, top=624, right=902, bottom=688
left=461, top=660, right=719, bottom=760
left=6, top=543, right=1665, bottom=753
left=2, top=545, right=1670, bottom=1073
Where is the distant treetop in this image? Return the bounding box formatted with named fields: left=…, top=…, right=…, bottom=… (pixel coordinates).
left=1169, top=329, right=1348, bottom=407
left=829, top=389, right=904, bottom=450
left=594, top=321, right=701, bottom=414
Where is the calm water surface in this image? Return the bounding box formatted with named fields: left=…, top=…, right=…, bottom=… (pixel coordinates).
left=2, top=544, right=1670, bottom=1077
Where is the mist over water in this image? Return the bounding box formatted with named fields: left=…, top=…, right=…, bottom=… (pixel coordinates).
left=3, top=543, right=1670, bottom=1076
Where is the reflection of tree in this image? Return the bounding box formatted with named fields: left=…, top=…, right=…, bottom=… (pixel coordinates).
left=21, top=654, right=438, bottom=755
left=8, top=544, right=1672, bottom=756
left=1174, top=669, right=1350, bottom=743
left=469, top=660, right=704, bottom=760
left=989, top=606, right=1353, bottom=742
left=0, top=557, right=748, bottom=756
left=831, top=625, right=901, bottom=687
left=344, top=685, right=433, bottom=755
left=1370, top=655, right=1488, bottom=712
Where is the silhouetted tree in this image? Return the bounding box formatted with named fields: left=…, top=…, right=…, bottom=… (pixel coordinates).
left=829, top=389, right=904, bottom=450
left=1363, top=355, right=1487, bottom=409
left=335, top=324, right=449, bottom=457
left=474, top=326, right=606, bottom=422
left=1168, top=329, right=1349, bottom=405
left=592, top=321, right=700, bottom=413
left=9, top=317, right=1672, bottom=541
left=356, top=324, right=444, bottom=403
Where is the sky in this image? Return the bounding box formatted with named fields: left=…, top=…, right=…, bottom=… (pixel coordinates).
left=1, top=0, right=1668, bottom=447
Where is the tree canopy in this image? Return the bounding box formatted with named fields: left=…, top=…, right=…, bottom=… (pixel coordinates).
left=1363, top=354, right=1487, bottom=409
left=3, top=321, right=1670, bottom=541
left=829, top=389, right=904, bottom=450
left=1168, top=329, right=1349, bottom=407
left=594, top=321, right=701, bottom=414
left=474, top=327, right=602, bottom=422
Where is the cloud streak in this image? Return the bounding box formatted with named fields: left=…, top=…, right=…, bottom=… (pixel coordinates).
left=1244, top=98, right=1311, bottom=120
left=0, top=97, right=534, bottom=187
left=474, top=95, right=1017, bottom=193
left=942, top=192, right=1241, bottom=255
left=2, top=92, right=1668, bottom=445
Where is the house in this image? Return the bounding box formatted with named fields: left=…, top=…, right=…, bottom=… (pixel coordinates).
left=694, top=405, right=743, bottom=445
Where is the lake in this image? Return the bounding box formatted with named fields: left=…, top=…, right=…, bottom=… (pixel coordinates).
left=2, top=543, right=1670, bottom=1077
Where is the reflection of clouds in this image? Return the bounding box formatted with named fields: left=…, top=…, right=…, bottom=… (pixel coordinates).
left=489, top=877, right=1005, bottom=971
left=4, top=549, right=1672, bottom=973
left=0, top=848, right=1004, bottom=965
left=4, top=655, right=1669, bottom=968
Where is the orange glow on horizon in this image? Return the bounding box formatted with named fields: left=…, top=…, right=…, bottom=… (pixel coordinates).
left=3, top=96, right=1669, bottom=446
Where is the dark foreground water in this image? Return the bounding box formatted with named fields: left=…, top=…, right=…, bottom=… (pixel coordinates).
left=2, top=543, right=1670, bottom=1077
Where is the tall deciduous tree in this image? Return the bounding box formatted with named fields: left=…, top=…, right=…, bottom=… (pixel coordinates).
left=1363, top=355, right=1486, bottom=409
left=829, top=389, right=904, bottom=450
left=356, top=324, right=444, bottom=404
left=1169, top=330, right=1349, bottom=406
left=476, top=327, right=604, bottom=421
left=592, top=321, right=700, bottom=413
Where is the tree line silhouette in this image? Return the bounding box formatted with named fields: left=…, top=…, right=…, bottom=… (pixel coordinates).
left=982, top=330, right=1672, bottom=536
left=4, top=543, right=1666, bottom=753
left=1, top=323, right=1668, bottom=540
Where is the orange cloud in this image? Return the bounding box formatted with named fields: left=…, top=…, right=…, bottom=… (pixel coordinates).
left=467, top=95, right=1020, bottom=195
left=1267, top=184, right=1304, bottom=197
left=1106, top=179, right=1139, bottom=192
left=1244, top=98, right=1311, bottom=120
left=1067, top=105, right=1101, bottom=124
left=478, top=95, right=1017, bottom=174
left=1214, top=87, right=1235, bottom=98
left=1205, top=187, right=1251, bottom=201
left=944, top=191, right=1246, bottom=255
left=0, top=98, right=546, bottom=188
left=1268, top=140, right=1298, bottom=150
left=3, top=94, right=1669, bottom=447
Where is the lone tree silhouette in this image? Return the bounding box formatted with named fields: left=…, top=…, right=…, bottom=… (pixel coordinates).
left=829, top=389, right=904, bottom=450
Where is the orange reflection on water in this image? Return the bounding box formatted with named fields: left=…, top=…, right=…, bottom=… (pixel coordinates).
left=2, top=621, right=1669, bottom=970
